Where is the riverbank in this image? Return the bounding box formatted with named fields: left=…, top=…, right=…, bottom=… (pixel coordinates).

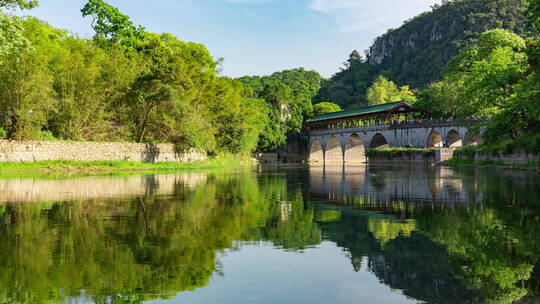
left=447, top=158, right=540, bottom=171
left=0, top=157, right=252, bottom=176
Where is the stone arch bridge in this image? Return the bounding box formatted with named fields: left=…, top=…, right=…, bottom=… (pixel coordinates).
left=308, top=121, right=481, bottom=164
left=304, top=101, right=485, bottom=164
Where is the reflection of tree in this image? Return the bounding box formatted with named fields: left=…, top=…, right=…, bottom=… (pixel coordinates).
left=254, top=191, right=322, bottom=250
left=417, top=207, right=540, bottom=304
left=367, top=217, right=416, bottom=246
left=316, top=210, right=483, bottom=303
left=368, top=233, right=483, bottom=304
left=0, top=171, right=299, bottom=304
left=314, top=165, right=540, bottom=304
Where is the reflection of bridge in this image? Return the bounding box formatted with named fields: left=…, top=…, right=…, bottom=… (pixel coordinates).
left=308, top=165, right=483, bottom=206
left=305, top=102, right=482, bottom=164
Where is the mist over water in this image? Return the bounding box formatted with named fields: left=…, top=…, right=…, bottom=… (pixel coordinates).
left=0, top=165, right=539, bottom=304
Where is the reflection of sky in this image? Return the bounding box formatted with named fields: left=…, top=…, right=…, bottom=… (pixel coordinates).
left=151, top=241, right=417, bottom=304
left=14, top=0, right=437, bottom=78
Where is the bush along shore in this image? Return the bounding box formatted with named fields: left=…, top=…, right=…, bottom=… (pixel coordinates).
left=365, top=147, right=438, bottom=163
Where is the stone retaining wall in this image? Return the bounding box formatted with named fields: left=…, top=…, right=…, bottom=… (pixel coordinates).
left=0, top=140, right=206, bottom=163
left=473, top=152, right=539, bottom=164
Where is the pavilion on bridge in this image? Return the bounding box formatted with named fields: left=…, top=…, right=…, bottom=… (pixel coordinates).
left=305, top=101, right=418, bottom=132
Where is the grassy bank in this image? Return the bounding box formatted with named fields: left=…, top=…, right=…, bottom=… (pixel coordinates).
left=0, top=157, right=252, bottom=175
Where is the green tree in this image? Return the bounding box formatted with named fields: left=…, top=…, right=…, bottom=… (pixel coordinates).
left=440, top=29, right=529, bottom=119
left=81, top=0, right=146, bottom=50
left=0, top=0, right=38, bottom=9
left=312, top=102, right=342, bottom=116
left=238, top=68, right=324, bottom=151
left=0, top=0, right=38, bottom=59
left=0, top=17, right=56, bottom=139
left=366, top=76, right=415, bottom=106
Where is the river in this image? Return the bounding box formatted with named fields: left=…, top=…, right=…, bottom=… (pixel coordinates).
left=0, top=164, right=539, bottom=304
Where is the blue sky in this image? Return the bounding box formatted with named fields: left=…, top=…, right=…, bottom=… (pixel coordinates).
left=18, top=0, right=439, bottom=77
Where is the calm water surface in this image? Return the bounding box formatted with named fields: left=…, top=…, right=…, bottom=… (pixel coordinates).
left=1, top=165, right=540, bottom=304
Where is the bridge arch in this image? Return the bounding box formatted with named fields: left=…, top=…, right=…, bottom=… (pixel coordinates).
left=369, top=133, right=389, bottom=149
left=427, top=130, right=443, bottom=148
left=325, top=136, right=343, bottom=164
left=464, top=130, right=482, bottom=146
left=309, top=141, right=324, bottom=163
left=344, top=134, right=366, bottom=163
left=445, top=129, right=462, bottom=147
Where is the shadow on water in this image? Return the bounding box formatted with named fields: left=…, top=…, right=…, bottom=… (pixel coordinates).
left=0, top=165, right=539, bottom=303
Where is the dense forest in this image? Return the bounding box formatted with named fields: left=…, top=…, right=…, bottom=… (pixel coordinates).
left=0, top=0, right=538, bottom=155
left=0, top=0, right=314, bottom=154
left=237, top=69, right=324, bottom=151
left=315, top=0, right=530, bottom=109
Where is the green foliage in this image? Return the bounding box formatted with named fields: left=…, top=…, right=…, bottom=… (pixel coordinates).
left=315, top=0, right=529, bottom=109
left=0, top=127, right=6, bottom=139
left=81, top=0, right=146, bottom=50
left=527, top=0, right=540, bottom=32
left=0, top=2, right=266, bottom=155
left=366, top=76, right=415, bottom=106
left=418, top=27, right=539, bottom=144
left=312, top=102, right=342, bottom=116
left=365, top=147, right=436, bottom=159
left=0, top=0, right=38, bottom=9
left=238, top=68, right=323, bottom=152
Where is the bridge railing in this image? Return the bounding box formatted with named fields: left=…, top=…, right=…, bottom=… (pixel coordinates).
left=306, top=119, right=484, bottom=135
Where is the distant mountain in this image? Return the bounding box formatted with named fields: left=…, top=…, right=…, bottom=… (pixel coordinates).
left=314, top=0, right=529, bottom=109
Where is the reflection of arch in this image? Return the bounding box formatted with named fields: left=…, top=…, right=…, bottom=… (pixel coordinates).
left=344, top=134, right=366, bottom=163
left=445, top=130, right=462, bottom=147
left=309, top=165, right=325, bottom=192
left=325, top=136, right=343, bottom=164
left=427, top=166, right=443, bottom=197
left=369, top=133, right=389, bottom=149
left=309, top=141, right=324, bottom=163
left=325, top=165, right=344, bottom=193
left=464, top=130, right=482, bottom=146
left=344, top=165, right=366, bottom=193
left=427, top=131, right=442, bottom=148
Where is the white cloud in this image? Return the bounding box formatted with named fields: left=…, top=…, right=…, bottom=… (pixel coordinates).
left=309, top=0, right=438, bottom=33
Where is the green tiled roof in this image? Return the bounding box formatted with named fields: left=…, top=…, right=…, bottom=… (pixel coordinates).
left=306, top=101, right=411, bottom=123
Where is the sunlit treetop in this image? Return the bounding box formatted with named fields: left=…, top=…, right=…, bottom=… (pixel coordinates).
left=81, top=0, right=146, bottom=50
left=0, top=0, right=38, bottom=9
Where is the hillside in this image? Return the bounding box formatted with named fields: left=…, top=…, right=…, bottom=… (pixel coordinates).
left=314, top=0, right=529, bottom=109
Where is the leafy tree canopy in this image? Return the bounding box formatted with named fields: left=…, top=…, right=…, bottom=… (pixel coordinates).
left=312, top=102, right=342, bottom=117
left=366, top=76, right=415, bottom=106
left=0, top=0, right=38, bottom=9
left=315, top=0, right=529, bottom=109
left=81, top=0, right=146, bottom=50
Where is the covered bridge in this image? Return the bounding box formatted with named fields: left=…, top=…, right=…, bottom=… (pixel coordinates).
left=305, top=102, right=482, bottom=164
